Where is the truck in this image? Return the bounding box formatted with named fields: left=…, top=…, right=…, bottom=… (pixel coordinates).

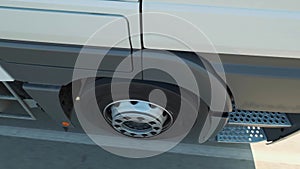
left=0, top=0, right=299, bottom=152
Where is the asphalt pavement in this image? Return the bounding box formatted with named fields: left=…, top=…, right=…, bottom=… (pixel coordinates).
left=0, top=107, right=298, bottom=169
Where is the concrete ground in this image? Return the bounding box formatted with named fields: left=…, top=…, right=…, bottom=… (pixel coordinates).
left=0, top=107, right=299, bottom=169
left=251, top=134, right=300, bottom=169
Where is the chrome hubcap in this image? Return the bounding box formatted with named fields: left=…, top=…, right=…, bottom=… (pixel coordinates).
left=103, top=100, right=173, bottom=138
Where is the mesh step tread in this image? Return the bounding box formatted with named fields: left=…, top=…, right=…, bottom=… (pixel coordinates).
left=216, top=126, right=266, bottom=143
left=228, top=106, right=291, bottom=127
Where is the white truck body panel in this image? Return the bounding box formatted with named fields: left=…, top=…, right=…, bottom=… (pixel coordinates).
left=0, top=0, right=140, bottom=48
left=143, top=0, right=300, bottom=58
left=0, top=0, right=300, bottom=58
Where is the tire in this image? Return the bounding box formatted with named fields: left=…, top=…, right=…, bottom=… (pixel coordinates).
left=74, top=78, right=211, bottom=157
left=77, top=78, right=203, bottom=138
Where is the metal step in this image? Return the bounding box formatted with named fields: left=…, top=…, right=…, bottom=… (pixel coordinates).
left=216, top=125, right=266, bottom=143
left=0, top=82, right=35, bottom=120
left=228, top=105, right=291, bottom=128
left=0, top=94, right=17, bottom=100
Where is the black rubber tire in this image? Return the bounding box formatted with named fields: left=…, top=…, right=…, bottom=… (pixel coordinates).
left=78, top=78, right=204, bottom=137
left=88, top=78, right=182, bottom=126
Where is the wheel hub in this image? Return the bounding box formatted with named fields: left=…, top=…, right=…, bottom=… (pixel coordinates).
left=103, top=100, right=173, bottom=138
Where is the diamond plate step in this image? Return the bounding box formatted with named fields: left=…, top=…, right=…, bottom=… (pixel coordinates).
left=228, top=105, right=291, bottom=128
left=216, top=126, right=266, bottom=143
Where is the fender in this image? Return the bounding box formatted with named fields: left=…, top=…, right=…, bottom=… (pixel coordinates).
left=141, top=49, right=232, bottom=113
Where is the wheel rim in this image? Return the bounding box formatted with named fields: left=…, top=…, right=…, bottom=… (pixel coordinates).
left=103, top=99, right=174, bottom=138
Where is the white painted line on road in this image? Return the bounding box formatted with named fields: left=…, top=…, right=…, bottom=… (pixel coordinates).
left=0, top=125, right=253, bottom=160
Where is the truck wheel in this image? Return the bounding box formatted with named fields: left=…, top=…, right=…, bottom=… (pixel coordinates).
left=78, top=78, right=201, bottom=139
